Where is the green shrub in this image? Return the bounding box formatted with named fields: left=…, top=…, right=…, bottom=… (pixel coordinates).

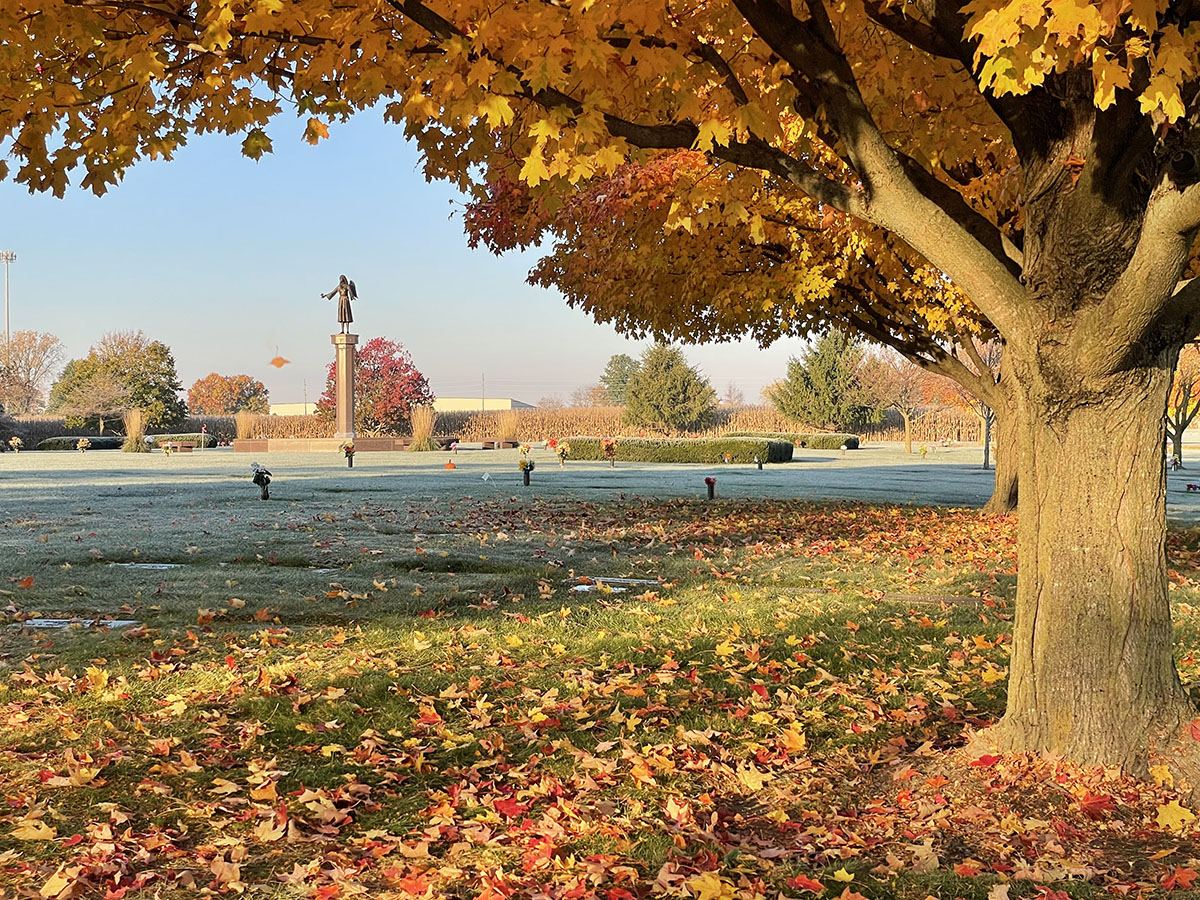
left=564, top=436, right=792, bottom=464
left=37, top=435, right=125, bottom=451
left=147, top=433, right=218, bottom=448
left=725, top=431, right=859, bottom=450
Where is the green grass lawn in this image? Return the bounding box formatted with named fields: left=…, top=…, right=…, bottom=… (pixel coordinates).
left=4, top=453, right=1200, bottom=898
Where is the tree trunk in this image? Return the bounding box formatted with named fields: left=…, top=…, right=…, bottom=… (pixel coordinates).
left=988, top=363, right=1192, bottom=771
left=982, top=407, right=1019, bottom=514
left=981, top=411, right=992, bottom=469
left=902, top=410, right=912, bottom=454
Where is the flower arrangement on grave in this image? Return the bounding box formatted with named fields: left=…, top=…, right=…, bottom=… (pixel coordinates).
left=519, top=456, right=535, bottom=485
left=723, top=453, right=733, bottom=463
left=450, top=441, right=459, bottom=454
left=340, top=440, right=355, bottom=468
left=919, top=445, right=929, bottom=458
left=8, top=437, right=22, bottom=452
left=77, top=438, right=91, bottom=452
left=704, top=476, right=716, bottom=499
left=601, top=437, right=618, bottom=466
left=555, top=441, right=570, bottom=466
left=162, top=443, right=174, bottom=456
left=519, top=444, right=532, bottom=457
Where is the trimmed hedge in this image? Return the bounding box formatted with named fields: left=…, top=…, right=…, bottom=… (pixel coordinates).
left=148, top=433, right=218, bottom=449
left=564, top=436, right=793, bottom=464
left=725, top=431, right=860, bottom=450
left=36, top=435, right=125, bottom=451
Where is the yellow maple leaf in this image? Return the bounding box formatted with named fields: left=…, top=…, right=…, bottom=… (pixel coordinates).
left=833, top=867, right=855, bottom=882
left=476, top=95, right=515, bottom=129
left=737, top=763, right=771, bottom=791
left=779, top=726, right=807, bottom=752
left=39, top=866, right=79, bottom=899
left=1127, top=0, right=1161, bottom=32
left=685, top=870, right=734, bottom=900
left=10, top=819, right=56, bottom=841
left=520, top=149, right=551, bottom=187
left=1150, top=764, right=1174, bottom=787
left=1139, top=73, right=1186, bottom=121
left=693, top=119, right=732, bottom=152
left=1157, top=800, right=1196, bottom=831
left=1092, top=48, right=1131, bottom=109
left=304, top=118, right=330, bottom=145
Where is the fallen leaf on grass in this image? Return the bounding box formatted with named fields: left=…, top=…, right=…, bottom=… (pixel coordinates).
left=787, top=875, right=824, bottom=892
left=10, top=819, right=56, bottom=841
left=1157, top=800, right=1197, bottom=831
left=1163, top=867, right=1199, bottom=890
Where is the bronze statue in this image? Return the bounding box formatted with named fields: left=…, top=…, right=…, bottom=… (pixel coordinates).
left=322, top=275, right=358, bottom=332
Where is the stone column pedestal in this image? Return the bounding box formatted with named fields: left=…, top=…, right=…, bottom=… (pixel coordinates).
left=331, top=333, right=358, bottom=440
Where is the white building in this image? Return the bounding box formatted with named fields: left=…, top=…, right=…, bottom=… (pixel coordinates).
left=269, top=402, right=318, bottom=415
left=433, top=398, right=534, bottom=412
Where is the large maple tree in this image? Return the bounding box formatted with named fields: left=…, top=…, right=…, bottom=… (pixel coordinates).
left=5, top=0, right=1200, bottom=775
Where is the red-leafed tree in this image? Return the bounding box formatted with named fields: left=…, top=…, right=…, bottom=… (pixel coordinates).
left=188, top=373, right=270, bottom=415
left=317, top=337, right=434, bottom=435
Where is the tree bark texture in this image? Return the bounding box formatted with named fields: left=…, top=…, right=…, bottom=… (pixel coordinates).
left=902, top=411, right=912, bottom=455
left=992, top=361, right=1191, bottom=770
left=982, top=407, right=1019, bottom=515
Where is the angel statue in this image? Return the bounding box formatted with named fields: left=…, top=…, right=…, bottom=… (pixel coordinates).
left=322, top=274, right=358, bottom=332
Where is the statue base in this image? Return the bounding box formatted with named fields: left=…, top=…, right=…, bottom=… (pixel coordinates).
left=331, top=332, right=358, bottom=440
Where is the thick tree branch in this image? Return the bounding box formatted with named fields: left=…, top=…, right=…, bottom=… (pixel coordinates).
left=731, top=0, right=1026, bottom=336
left=1086, top=179, right=1200, bottom=372
left=860, top=0, right=958, bottom=59
left=692, top=43, right=750, bottom=106
left=897, top=153, right=1024, bottom=275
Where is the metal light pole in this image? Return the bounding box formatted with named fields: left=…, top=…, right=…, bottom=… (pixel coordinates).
left=0, top=250, right=13, bottom=357
left=0, top=251, right=13, bottom=415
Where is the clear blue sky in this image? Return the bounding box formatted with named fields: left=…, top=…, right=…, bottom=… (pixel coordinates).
left=0, top=112, right=803, bottom=406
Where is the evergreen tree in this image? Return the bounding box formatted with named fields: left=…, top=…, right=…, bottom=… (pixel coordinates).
left=599, top=354, right=639, bottom=405
left=767, top=331, right=875, bottom=432
left=624, top=344, right=716, bottom=434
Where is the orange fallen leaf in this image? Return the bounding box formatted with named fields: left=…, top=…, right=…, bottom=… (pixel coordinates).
left=1163, top=867, right=1199, bottom=890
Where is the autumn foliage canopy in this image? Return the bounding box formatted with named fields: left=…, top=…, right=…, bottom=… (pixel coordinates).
left=187, top=373, right=270, bottom=416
